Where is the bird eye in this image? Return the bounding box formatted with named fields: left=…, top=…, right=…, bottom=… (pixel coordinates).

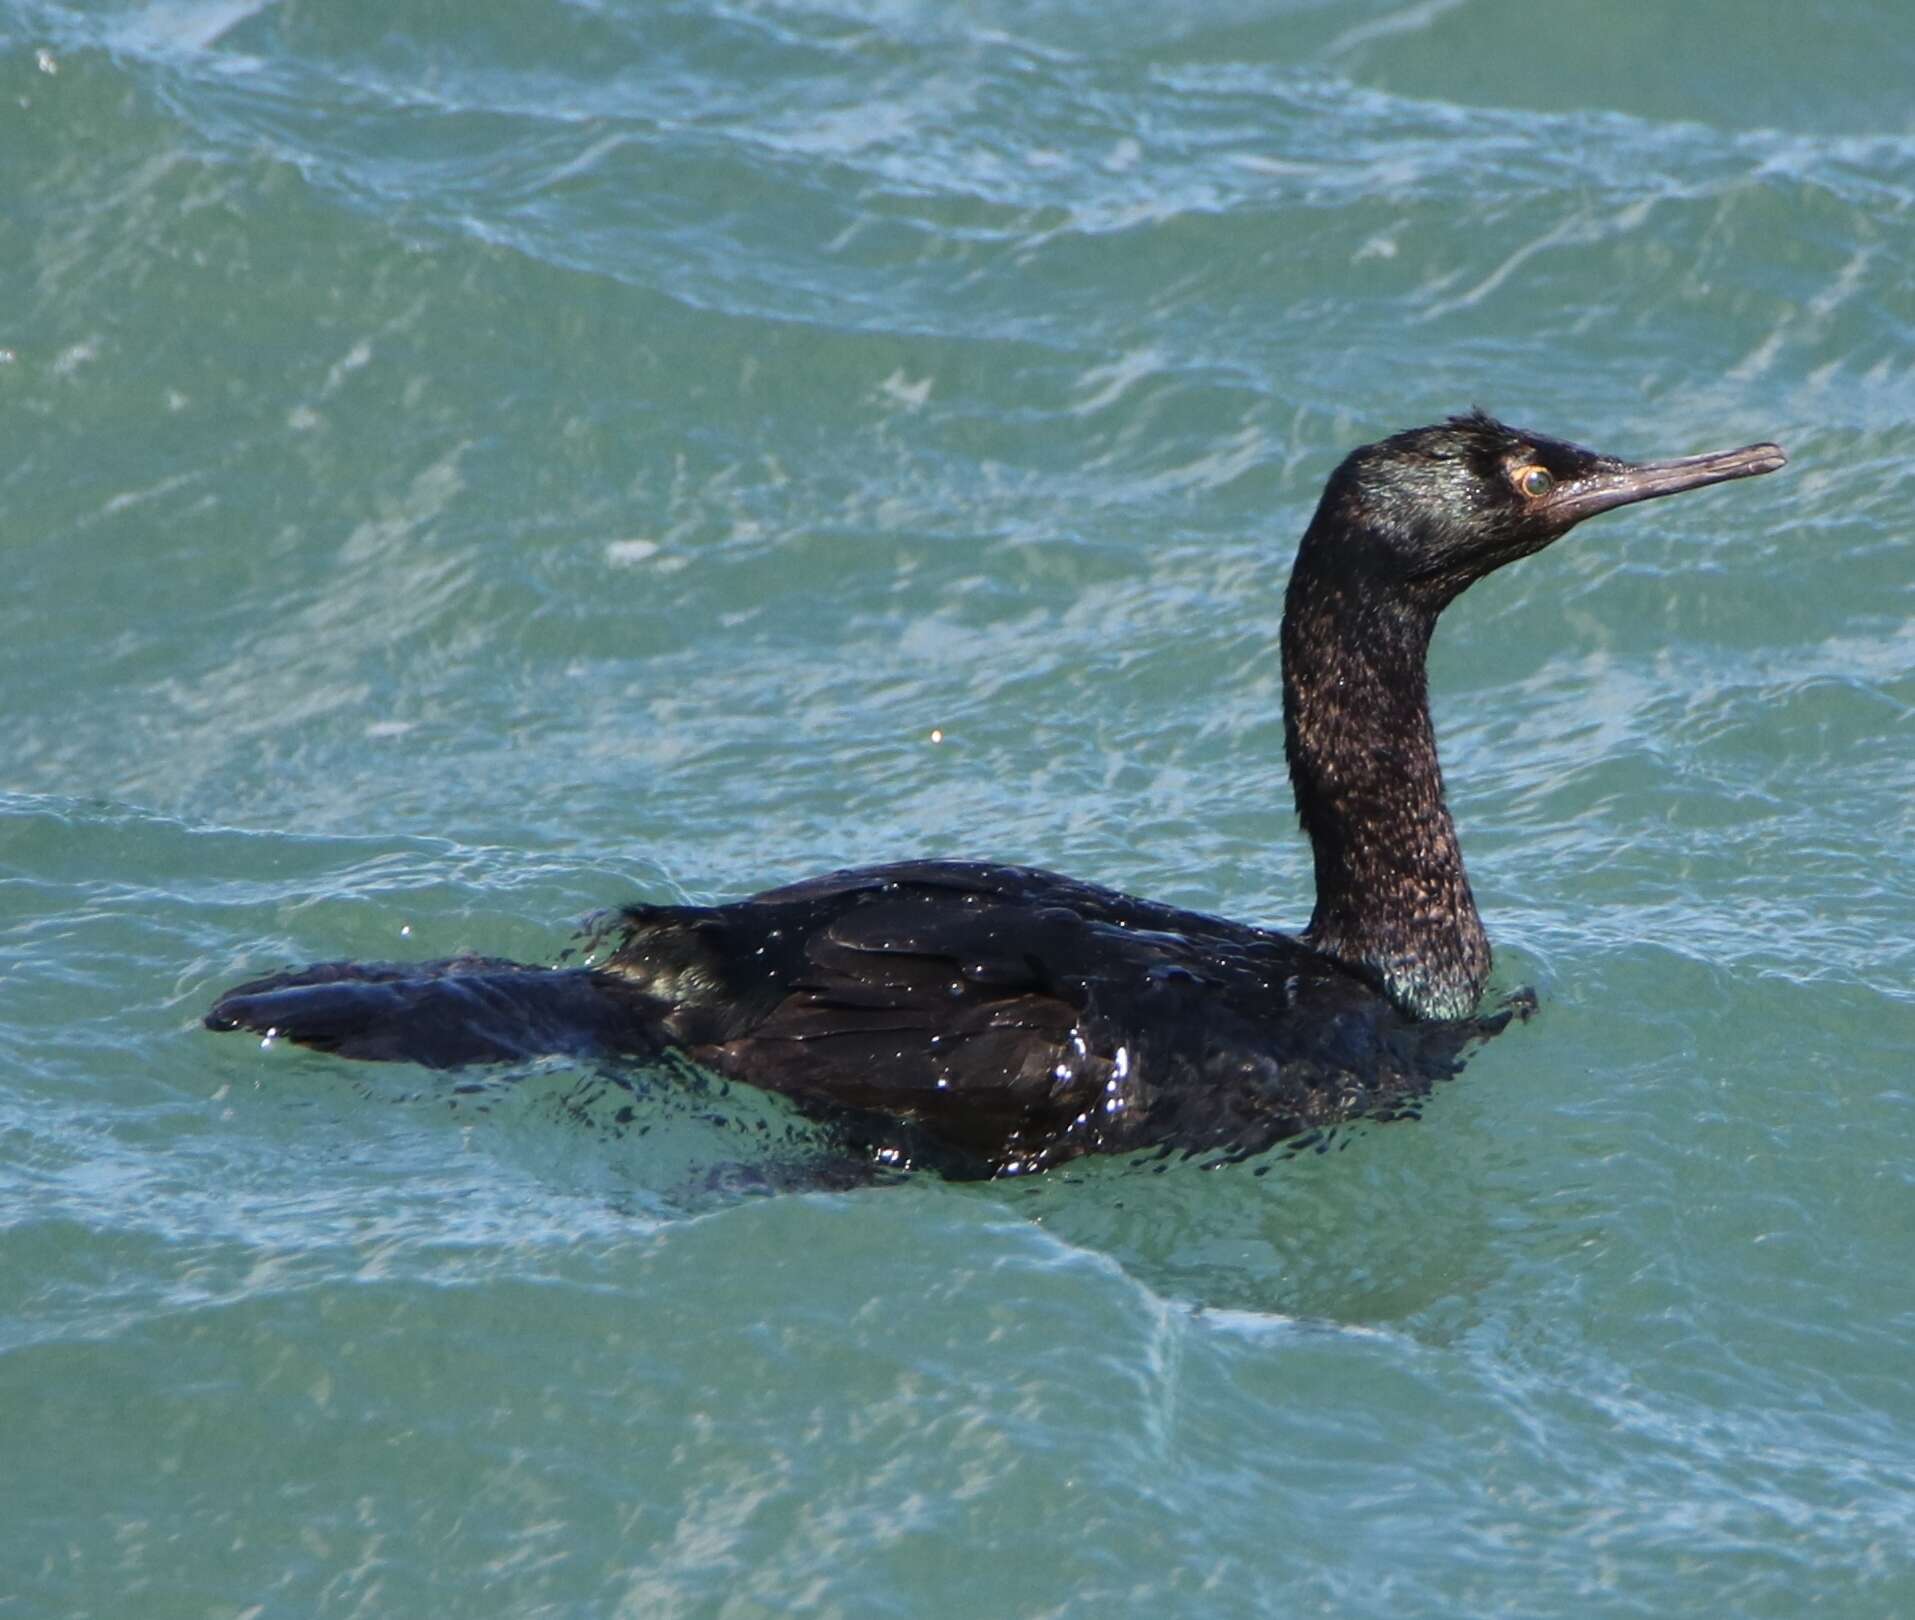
left=1515, top=465, right=1554, bottom=498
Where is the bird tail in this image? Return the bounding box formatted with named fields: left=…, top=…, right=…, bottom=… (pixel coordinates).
left=204, top=956, right=663, bottom=1069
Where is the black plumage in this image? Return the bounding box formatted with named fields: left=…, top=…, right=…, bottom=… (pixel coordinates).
left=207, top=413, right=1785, bottom=1177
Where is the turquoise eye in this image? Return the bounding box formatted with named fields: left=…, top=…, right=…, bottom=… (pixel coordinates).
left=1517, top=465, right=1554, bottom=497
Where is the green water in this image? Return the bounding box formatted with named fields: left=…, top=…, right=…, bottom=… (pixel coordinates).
left=4, top=2, right=1913, bottom=1614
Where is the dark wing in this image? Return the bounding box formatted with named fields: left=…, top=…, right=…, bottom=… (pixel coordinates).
left=605, top=867, right=1108, bottom=1170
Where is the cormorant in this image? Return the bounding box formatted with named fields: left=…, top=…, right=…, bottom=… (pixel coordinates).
left=206, top=413, right=1785, bottom=1177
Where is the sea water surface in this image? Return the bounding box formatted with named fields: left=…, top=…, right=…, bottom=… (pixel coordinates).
left=4, top=1, right=1913, bottom=1614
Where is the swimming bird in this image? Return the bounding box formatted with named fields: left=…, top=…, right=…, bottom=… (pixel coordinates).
left=206, top=413, right=1785, bottom=1176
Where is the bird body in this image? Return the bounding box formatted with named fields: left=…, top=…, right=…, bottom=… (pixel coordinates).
left=212, top=858, right=1503, bottom=1175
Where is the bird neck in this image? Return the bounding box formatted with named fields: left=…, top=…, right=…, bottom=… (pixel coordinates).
left=1280, top=547, right=1491, bottom=1020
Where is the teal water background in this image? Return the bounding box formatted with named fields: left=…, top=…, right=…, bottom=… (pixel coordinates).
left=4, top=2, right=1913, bottom=1614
